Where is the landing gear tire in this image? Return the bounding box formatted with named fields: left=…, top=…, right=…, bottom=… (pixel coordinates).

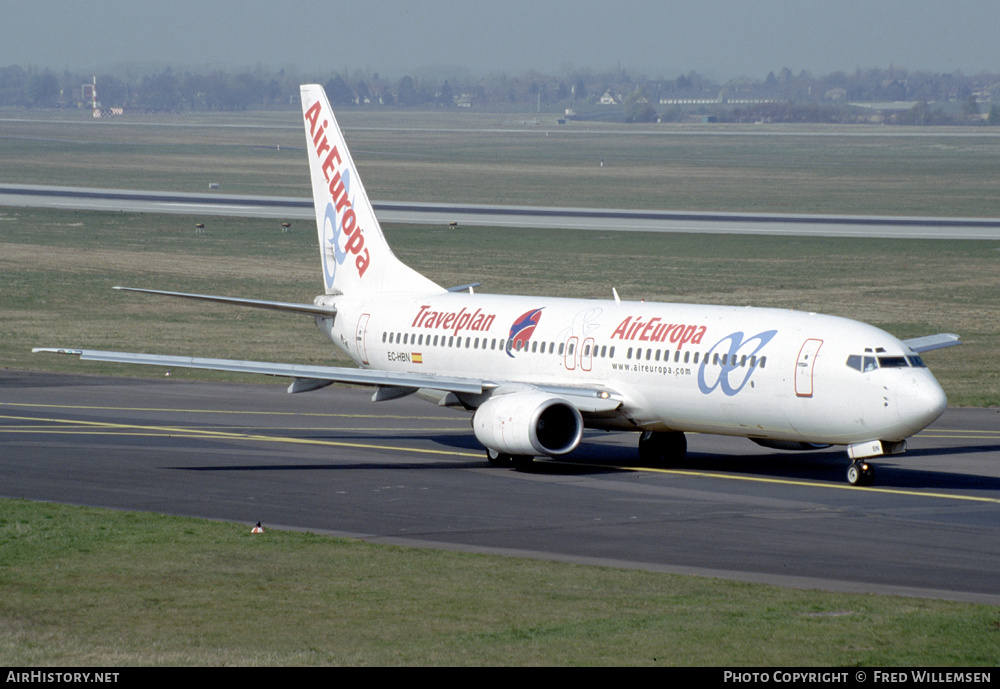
left=637, top=431, right=687, bottom=466
left=486, top=449, right=535, bottom=471
left=511, top=455, right=535, bottom=472
left=486, top=449, right=512, bottom=468
left=846, top=461, right=874, bottom=486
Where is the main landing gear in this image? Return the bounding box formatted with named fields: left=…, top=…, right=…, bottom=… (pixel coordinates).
left=846, top=460, right=874, bottom=487
left=637, top=431, right=687, bottom=466
left=486, top=449, right=534, bottom=471
left=487, top=432, right=688, bottom=472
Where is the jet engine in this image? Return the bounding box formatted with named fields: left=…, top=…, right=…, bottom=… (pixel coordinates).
left=472, top=391, right=583, bottom=457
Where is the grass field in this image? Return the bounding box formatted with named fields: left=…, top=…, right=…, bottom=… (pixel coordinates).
left=3, top=108, right=1000, bottom=216
left=2, top=499, right=998, bottom=666
left=1, top=110, right=998, bottom=665
left=1, top=206, right=996, bottom=405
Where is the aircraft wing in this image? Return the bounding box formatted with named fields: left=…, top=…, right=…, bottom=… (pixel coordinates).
left=903, top=333, right=962, bottom=353
left=112, top=287, right=337, bottom=317
left=31, top=348, right=623, bottom=413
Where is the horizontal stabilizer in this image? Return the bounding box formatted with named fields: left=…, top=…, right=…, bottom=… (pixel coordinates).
left=903, top=333, right=961, bottom=353
left=113, top=287, right=337, bottom=317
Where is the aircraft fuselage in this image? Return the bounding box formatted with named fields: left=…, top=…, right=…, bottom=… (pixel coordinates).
left=319, top=292, right=947, bottom=447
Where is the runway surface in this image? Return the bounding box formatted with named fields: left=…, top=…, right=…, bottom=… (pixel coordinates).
left=2, top=370, right=998, bottom=604
left=3, top=183, right=1000, bottom=239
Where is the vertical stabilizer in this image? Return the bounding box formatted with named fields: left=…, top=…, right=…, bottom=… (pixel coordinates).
left=300, top=84, right=442, bottom=296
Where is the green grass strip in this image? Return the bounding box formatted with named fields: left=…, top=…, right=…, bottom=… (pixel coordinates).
left=1, top=499, right=997, bottom=666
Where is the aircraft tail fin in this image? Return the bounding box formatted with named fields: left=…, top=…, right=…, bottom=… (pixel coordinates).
left=300, top=84, right=442, bottom=296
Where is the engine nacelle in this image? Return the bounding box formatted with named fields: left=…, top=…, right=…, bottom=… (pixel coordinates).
left=472, top=391, right=583, bottom=457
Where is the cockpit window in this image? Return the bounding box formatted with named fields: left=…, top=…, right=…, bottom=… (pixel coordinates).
left=847, top=351, right=920, bottom=372
left=845, top=355, right=880, bottom=372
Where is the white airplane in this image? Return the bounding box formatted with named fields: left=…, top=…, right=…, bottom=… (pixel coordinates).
left=36, top=84, right=961, bottom=486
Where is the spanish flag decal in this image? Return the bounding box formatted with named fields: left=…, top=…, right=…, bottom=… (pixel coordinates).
left=412, top=353, right=423, bottom=364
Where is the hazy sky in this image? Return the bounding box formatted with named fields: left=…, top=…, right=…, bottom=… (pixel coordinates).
left=4, top=0, right=999, bottom=80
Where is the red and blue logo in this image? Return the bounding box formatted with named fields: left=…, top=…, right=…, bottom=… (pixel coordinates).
left=506, top=308, right=543, bottom=357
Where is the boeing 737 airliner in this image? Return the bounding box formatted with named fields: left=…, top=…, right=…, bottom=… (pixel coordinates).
left=36, top=84, right=961, bottom=486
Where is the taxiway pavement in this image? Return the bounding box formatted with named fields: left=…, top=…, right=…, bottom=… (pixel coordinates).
left=2, top=371, right=998, bottom=604
left=3, top=184, right=1000, bottom=239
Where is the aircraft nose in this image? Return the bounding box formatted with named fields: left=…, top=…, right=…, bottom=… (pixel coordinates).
left=896, top=372, right=948, bottom=433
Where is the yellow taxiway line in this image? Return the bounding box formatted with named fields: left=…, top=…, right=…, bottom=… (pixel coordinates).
left=3, top=403, right=998, bottom=505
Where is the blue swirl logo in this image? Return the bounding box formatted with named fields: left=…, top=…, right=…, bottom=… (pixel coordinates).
left=320, top=170, right=353, bottom=290
left=697, top=330, right=777, bottom=396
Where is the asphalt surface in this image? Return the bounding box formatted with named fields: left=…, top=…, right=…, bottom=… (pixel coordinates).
left=3, top=183, right=1000, bottom=238
left=2, top=370, right=998, bottom=604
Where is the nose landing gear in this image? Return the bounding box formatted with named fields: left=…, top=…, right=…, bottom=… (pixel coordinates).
left=846, top=461, right=874, bottom=486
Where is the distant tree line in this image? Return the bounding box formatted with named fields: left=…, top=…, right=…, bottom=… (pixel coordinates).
left=1, top=63, right=998, bottom=125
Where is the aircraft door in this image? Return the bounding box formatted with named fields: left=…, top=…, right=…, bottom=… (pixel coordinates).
left=356, top=313, right=371, bottom=365
left=795, top=338, right=823, bottom=397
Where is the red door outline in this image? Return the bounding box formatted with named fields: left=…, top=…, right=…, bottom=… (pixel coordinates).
left=795, top=338, right=823, bottom=397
